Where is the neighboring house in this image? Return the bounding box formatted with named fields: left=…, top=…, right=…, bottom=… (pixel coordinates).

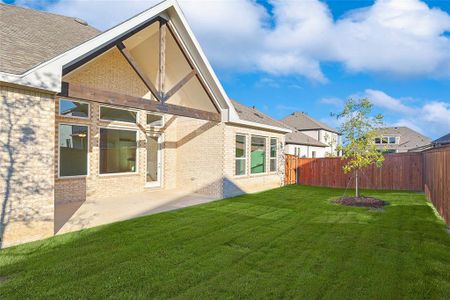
left=0, top=1, right=290, bottom=247
left=281, top=112, right=341, bottom=157
left=284, top=127, right=328, bottom=158
left=373, top=127, right=431, bottom=153
left=432, top=133, right=450, bottom=147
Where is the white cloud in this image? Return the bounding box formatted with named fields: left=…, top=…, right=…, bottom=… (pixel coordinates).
left=320, top=97, right=344, bottom=106
left=10, top=0, right=450, bottom=80
left=362, top=89, right=450, bottom=137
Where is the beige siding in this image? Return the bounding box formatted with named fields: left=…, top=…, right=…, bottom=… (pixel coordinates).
left=0, top=84, right=55, bottom=247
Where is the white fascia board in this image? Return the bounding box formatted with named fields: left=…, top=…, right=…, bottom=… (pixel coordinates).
left=227, top=119, right=292, bottom=134
left=167, top=3, right=239, bottom=122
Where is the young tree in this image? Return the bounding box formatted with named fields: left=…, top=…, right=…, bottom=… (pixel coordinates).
left=335, top=98, right=384, bottom=198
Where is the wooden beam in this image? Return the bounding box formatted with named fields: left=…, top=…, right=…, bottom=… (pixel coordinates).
left=60, top=82, right=221, bottom=122
left=63, top=16, right=166, bottom=76
left=163, top=69, right=196, bottom=101
left=116, top=42, right=161, bottom=101
left=159, top=19, right=167, bottom=101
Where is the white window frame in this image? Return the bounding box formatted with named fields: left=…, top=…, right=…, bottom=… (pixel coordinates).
left=58, top=123, right=90, bottom=179
left=146, top=112, right=165, bottom=128
left=269, top=137, right=278, bottom=173
left=250, top=135, right=268, bottom=176
left=98, top=126, right=139, bottom=176
left=99, top=105, right=139, bottom=125
left=59, top=98, right=90, bottom=120
left=235, top=134, right=248, bottom=177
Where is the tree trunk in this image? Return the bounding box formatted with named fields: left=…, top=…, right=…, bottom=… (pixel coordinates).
left=355, top=170, right=359, bottom=198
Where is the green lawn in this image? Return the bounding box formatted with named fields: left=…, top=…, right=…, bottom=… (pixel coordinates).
left=1, top=186, right=450, bottom=299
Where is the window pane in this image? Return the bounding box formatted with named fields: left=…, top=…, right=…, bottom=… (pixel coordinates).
left=236, top=135, right=246, bottom=158
left=270, top=138, right=277, bottom=158
left=251, top=136, right=266, bottom=174
left=382, top=137, right=388, bottom=144
left=100, top=106, right=137, bottom=123
left=270, top=159, right=276, bottom=172
left=147, top=114, right=163, bottom=127
left=59, top=99, right=89, bottom=118
left=374, top=138, right=381, bottom=144
left=59, top=124, right=88, bottom=176
left=235, top=159, right=246, bottom=176
left=100, top=128, right=137, bottom=174
left=389, top=137, right=396, bottom=144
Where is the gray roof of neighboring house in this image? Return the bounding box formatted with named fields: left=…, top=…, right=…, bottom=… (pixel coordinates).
left=375, top=126, right=431, bottom=151
left=281, top=112, right=339, bottom=134
left=285, top=129, right=328, bottom=147
left=433, top=133, right=450, bottom=145
left=231, top=100, right=290, bottom=130
left=0, top=3, right=100, bottom=74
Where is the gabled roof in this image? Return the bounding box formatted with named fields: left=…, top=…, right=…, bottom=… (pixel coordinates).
left=433, top=133, right=450, bottom=145
left=231, top=100, right=290, bottom=132
left=0, top=4, right=100, bottom=74
left=375, top=127, right=431, bottom=150
left=0, top=0, right=292, bottom=133
left=281, top=112, right=339, bottom=134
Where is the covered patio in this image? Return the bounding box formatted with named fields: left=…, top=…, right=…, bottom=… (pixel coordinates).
left=55, top=189, right=218, bottom=234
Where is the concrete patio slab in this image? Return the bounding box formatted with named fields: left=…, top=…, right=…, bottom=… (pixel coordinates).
left=55, top=189, right=219, bottom=234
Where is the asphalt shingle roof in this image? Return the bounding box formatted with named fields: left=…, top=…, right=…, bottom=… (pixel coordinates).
left=281, top=112, right=338, bottom=134
left=231, top=100, right=290, bottom=130
left=433, top=133, right=450, bottom=145
left=376, top=127, right=431, bottom=151
left=0, top=3, right=100, bottom=74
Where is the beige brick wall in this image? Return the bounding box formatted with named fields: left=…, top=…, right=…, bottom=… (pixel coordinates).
left=175, top=118, right=225, bottom=197
left=0, top=84, right=55, bottom=247
left=223, top=124, right=285, bottom=197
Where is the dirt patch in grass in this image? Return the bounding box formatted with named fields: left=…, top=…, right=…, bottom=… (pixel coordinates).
left=335, top=196, right=386, bottom=208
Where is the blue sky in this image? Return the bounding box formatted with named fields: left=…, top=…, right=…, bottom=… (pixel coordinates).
left=4, top=0, right=450, bottom=139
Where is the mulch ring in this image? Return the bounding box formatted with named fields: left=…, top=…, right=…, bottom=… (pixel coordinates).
left=335, top=196, right=387, bottom=208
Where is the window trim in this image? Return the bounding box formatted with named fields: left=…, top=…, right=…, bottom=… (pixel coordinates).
left=269, top=137, right=278, bottom=173
left=99, top=105, right=139, bottom=125
left=58, top=98, right=90, bottom=120
left=98, top=126, right=139, bottom=176
left=250, top=135, right=268, bottom=176
left=58, top=123, right=90, bottom=179
left=235, top=134, right=248, bottom=177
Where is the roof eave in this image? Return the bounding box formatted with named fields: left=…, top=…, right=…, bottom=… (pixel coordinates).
left=227, top=119, right=291, bottom=134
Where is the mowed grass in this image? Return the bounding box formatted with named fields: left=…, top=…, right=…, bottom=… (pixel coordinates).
left=1, top=185, right=450, bottom=299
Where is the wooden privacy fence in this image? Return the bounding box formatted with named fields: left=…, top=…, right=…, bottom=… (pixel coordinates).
left=423, top=146, right=450, bottom=226
left=285, top=153, right=423, bottom=191
left=285, top=147, right=450, bottom=226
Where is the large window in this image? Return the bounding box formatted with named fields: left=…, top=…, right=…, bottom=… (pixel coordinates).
left=270, top=138, right=277, bottom=172
left=100, top=128, right=137, bottom=174
left=59, top=99, right=89, bottom=118
left=235, top=135, right=247, bottom=176
left=100, top=106, right=137, bottom=123
left=59, top=124, right=88, bottom=177
left=251, top=136, right=266, bottom=174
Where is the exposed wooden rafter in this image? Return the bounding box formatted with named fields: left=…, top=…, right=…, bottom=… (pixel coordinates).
left=159, top=19, right=167, bottom=101
left=59, top=82, right=221, bottom=122
left=116, top=41, right=161, bottom=102
left=163, top=69, right=196, bottom=101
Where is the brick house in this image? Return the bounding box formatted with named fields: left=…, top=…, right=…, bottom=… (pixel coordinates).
left=0, top=1, right=290, bottom=247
